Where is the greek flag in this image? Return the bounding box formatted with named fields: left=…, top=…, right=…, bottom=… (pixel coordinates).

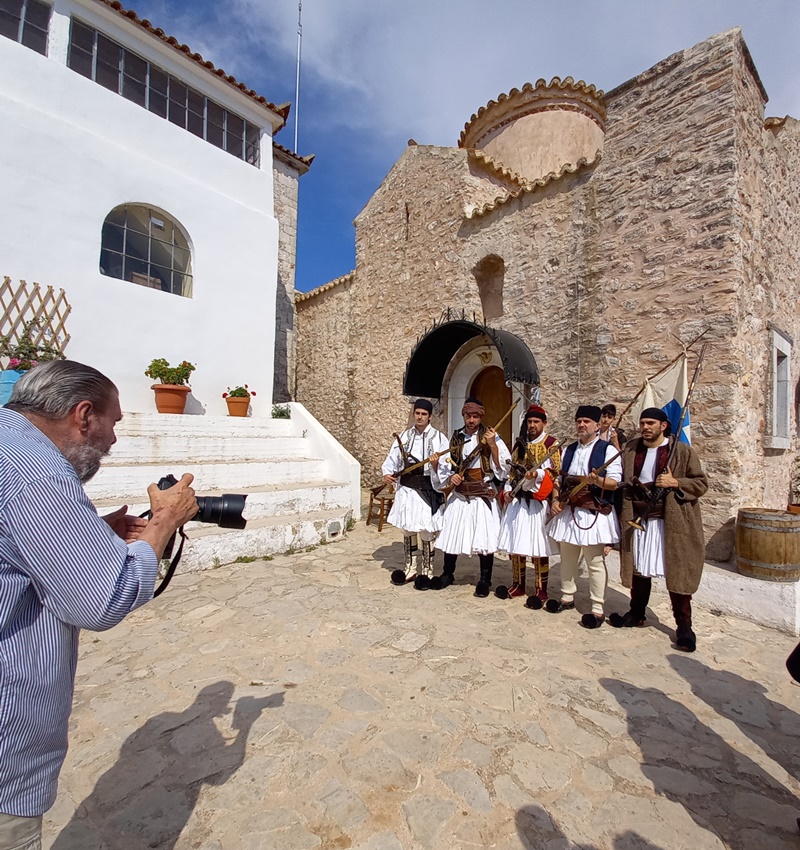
left=633, top=354, right=691, bottom=444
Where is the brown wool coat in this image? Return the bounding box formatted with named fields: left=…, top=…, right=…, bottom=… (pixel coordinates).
left=619, top=437, right=709, bottom=595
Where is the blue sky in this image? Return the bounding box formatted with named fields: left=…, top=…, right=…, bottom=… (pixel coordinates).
left=132, top=1, right=800, bottom=293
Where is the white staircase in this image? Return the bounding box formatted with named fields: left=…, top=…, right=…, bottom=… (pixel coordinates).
left=85, top=403, right=360, bottom=572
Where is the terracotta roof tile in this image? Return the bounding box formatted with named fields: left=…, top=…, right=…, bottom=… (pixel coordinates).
left=464, top=150, right=602, bottom=220
left=273, top=141, right=315, bottom=173
left=93, top=0, right=290, bottom=128
left=295, top=272, right=354, bottom=304
left=467, top=148, right=529, bottom=189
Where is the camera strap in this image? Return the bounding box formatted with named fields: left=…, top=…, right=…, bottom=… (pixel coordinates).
left=138, top=509, right=188, bottom=598
left=153, top=525, right=187, bottom=597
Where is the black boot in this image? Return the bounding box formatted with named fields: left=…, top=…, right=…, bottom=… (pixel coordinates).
left=474, top=554, right=493, bottom=598
left=431, top=553, right=457, bottom=590
left=670, top=591, right=696, bottom=652
left=610, top=575, right=652, bottom=627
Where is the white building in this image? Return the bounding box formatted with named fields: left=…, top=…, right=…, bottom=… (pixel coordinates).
left=0, top=0, right=293, bottom=414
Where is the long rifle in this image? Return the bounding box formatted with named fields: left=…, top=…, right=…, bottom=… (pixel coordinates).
left=627, top=343, right=707, bottom=532
left=510, top=440, right=562, bottom=498
left=561, top=449, right=623, bottom=503
left=449, top=400, right=519, bottom=476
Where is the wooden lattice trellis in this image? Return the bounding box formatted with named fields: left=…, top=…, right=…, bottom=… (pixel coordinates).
left=0, top=277, right=72, bottom=364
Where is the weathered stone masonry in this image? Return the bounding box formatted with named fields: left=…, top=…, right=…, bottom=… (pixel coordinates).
left=296, top=29, right=800, bottom=560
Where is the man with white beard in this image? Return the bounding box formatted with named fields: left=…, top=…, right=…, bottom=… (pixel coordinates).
left=0, top=360, right=197, bottom=850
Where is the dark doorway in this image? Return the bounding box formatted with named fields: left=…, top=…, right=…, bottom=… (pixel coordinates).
left=470, top=365, right=512, bottom=446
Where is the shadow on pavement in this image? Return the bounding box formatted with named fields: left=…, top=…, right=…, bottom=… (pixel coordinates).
left=515, top=804, right=668, bottom=849
left=51, top=681, right=283, bottom=850
left=669, top=655, right=800, bottom=787
left=601, top=677, right=800, bottom=847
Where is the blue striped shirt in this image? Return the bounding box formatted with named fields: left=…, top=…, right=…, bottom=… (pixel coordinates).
left=0, top=409, right=158, bottom=816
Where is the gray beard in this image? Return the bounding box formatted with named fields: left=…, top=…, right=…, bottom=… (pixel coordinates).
left=62, top=441, right=108, bottom=483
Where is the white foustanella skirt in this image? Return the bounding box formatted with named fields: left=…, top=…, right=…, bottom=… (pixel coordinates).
left=386, top=484, right=443, bottom=535
left=633, top=517, right=666, bottom=577
left=498, top=496, right=553, bottom=557
left=435, top=492, right=501, bottom=555
left=547, top=506, right=620, bottom=547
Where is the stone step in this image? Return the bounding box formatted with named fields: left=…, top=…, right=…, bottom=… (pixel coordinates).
left=84, top=458, right=327, bottom=501
left=93, top=480, right=353, bottom=520
left=164, top=508, right=353, bottom=574
left=116, top=412, right=296, bottom=438
left=105, top=435, right=313, bottom=465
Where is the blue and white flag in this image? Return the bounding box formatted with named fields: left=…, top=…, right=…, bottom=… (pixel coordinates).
left=632, top=355, right=691, bottom=444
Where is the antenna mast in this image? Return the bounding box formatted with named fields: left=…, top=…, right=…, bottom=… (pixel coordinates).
left=294, top=1, right=302, bottom=152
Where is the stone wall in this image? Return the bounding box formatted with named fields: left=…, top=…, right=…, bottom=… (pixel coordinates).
left=272, top=151, right=303, bottom=402
left=295, top=29, right=799, bottom=556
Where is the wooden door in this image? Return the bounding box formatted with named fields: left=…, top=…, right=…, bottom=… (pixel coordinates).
left=469, top=366, right=513, bottom=446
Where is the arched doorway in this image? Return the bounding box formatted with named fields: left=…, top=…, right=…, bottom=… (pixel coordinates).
left=470, top=365, right=513, bottom=446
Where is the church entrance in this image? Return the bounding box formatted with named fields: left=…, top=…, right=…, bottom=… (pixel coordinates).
left=470, top=365, right=513, bottom=446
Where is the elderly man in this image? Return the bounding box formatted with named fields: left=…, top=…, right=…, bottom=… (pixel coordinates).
left=0, top=360, right=198, bottom=850
left=382, top=398, right=448, bottom=589
left=547, top=404, right=622, bottom=628
left=429, top=397, right=510, bottom=597
left=610, top=407, right=708, bottom=652
left=496, top=404, right=560, bottom=607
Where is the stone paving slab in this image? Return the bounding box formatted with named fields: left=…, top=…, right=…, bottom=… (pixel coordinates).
left=43, top=516, right=800, bottom=850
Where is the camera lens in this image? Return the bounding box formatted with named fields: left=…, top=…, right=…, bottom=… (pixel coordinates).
left=194, top=495, right=247, bottom=529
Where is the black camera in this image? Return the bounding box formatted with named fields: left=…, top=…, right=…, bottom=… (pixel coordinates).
left=157, top=474, right=247, bottom=530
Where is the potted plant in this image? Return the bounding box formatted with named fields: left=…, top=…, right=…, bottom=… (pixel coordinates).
left=145, top=358, right=196, bottom=414
left=0, top=320, right=63, bottom=405
left=222, top=384, right=255, bottom=417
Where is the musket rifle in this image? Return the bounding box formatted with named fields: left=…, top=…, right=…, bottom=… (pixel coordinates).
left=446, top=400, right=519, bottom=476
left=627, top=343, right=707, bottom=532
left=509, top=440, right=562, bottom=499
left=561, top=449, right=623, bottom=503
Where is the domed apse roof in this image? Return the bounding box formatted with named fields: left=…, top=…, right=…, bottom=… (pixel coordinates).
left=459, top=77, right=606, bottom=151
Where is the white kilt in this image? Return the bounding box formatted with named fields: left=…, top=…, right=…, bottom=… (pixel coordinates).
left=386, top=484, right=442, bottom=535
left=435, top=493, right=501, bottom=555
left=633, top=518, right=666, bottom=577
left=498, top=496, right=553, bottom=557
left=547, top=506, right=619, bottom=547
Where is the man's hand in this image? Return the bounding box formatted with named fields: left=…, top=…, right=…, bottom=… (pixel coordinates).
left=484, top=427, right=497, bottom=445
left=451, top=473, right=463, bottom=487
left=383, top=473, right=397, bottom=484
left=429, top=452, right=440, bottom=471
left=656, top=466, right=680, bottom=489
left=140, top=474, right=199, bottom=561
left=102, top=505, right=148, bottom=543
left=550, top=500, right=563, bottom=516
left=147, top=473, right=198, bottom=527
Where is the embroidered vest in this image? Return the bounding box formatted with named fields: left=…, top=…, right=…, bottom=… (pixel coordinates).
left=561, top=439, right=613, bottom=507
left=449, top=426, right=492, bottom=474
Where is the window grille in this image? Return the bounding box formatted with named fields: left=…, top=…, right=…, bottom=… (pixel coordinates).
left=100, top=205, right=193, bottom=298
left=0, top=0, right=51, bottom=56
left=67, top=18, right=261, bottom=167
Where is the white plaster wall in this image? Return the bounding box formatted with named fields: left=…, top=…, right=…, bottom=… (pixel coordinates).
left=0, top=28, right=279, bottom=415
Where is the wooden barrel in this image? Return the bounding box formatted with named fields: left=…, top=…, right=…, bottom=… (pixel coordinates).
left=736, top=508, right=800, bottom=582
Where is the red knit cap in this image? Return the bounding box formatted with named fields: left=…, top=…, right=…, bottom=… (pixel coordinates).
left=526, top=404, right=547, bottom=422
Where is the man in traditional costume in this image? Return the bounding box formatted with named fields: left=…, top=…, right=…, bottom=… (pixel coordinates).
left=610, top=407, right=708, bottom=652
left=382, top=399, right=449, bottom=590
left=496, top=404, right=560, bottom=607
left=547, top=405, right=622, bottom=628
left=429, top=397, right=511, bottom=596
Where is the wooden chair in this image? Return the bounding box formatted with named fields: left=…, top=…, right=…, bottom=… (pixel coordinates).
left=367, top=484, right=394, bottom=531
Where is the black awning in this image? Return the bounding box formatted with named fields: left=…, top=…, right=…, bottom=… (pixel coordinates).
left=403, top=319, right=539, bottom=398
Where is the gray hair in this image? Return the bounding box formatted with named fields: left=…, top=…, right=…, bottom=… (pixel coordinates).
left=6, top=360, right=118, bottom=419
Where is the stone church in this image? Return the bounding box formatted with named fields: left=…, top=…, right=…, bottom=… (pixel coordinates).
left=294, top=28, right=800, bottom=561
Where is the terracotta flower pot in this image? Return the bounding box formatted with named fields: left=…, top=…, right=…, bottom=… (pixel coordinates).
left=225, top=396, right=251, bottom=417
left=152, top=383, right=190, bottom=414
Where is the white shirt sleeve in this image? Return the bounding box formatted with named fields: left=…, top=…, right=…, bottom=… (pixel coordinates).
left=604, top=443, right=623, bottom=484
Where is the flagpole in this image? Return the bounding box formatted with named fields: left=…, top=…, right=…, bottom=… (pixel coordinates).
left=293, top=1, right=302, bottom=152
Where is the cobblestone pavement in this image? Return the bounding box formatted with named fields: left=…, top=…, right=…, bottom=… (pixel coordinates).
left=44, top=515, right=800, bottom=850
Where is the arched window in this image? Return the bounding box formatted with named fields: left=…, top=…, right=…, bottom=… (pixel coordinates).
left=473, top=254, right=504, bottom=320
left=100, top=205, right=193, bottom=297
